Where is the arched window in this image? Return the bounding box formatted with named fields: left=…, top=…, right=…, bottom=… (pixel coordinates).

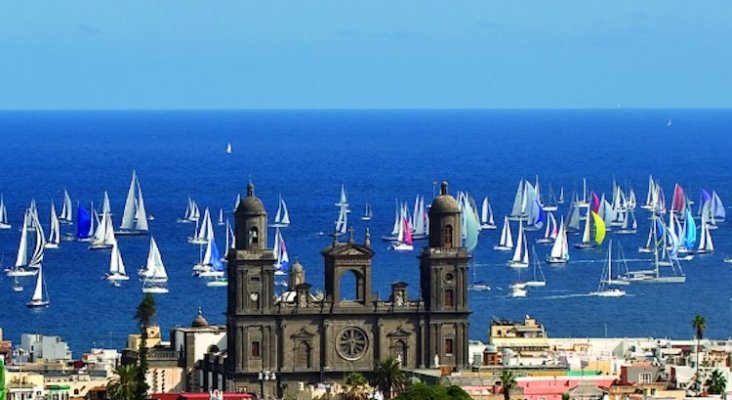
left=296, top=341, right=311, bottom=368
left=339, top=270, right=363, bottom=301
left=248, top=227, right=259, bottom=245
left=444, top=224, right=453, bottom=247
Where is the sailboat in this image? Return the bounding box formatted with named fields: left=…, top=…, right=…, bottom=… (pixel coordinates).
left=139, top=237, right=168, bottom=282
left=390, top=217, right=414, bottom=251
left=507, top=221, right=529, bottom=268
left=546, top=217, right=570, bottom=264
left=188, top=208, right=213, bottom=245
left=117, top=171, right=149, bottom=235
left=508, top=179, right=528, bottom=221
left=525, top=249, right=546, bottom=287
left=411, top=195, right=429, bottom=240
left=26, top=263, right=49, bottom=308
left=542, top=184, right=558, bottom=212
left=333, top=203, right=349, bottom=237
left=273, top=228, right=290, bottom=276
left=76, top=203, right=94, bottom=242
left=535, top=212, right=557, bottom=244
left=105, top=242, right=130, bottom=281
left=493, top=216, right=514, bottom=251
left=226, top=142, right=232, bottom=154
left=557, top=186, right=565, bottom=205
left=45, top=203, right=61, bottom=249
left=590, top=240, right=627, bottom=297
left=624, top=215, right=686, bottom=283
left=696, top=216, right=714, bottom=254
left=360, top=202, right=373, bottom=221
left=58, top=190, right=73, bottom=224
left=616, top=209, right=638, bottom=234
left=197, top=240, right=226, bottom=278
left=193, top=239, right=224, bottom=278
left=178, top=197, right=200, bottom=223
left=480, top=196, right=497, bottom=229
left=89, top=212, right=116, bottom=250
left=0, top=194, right=11, bottom=229
left=574, top=211, right=606, bottom=249
left=270, top=194, right=291, bottom=228
left=217, top=208, right=226, bottom=226
left=509, top=269, right=527, bottom=297
left=468, top=262, right=490, bottom=291
left=5, top=213, right=38, bottom=277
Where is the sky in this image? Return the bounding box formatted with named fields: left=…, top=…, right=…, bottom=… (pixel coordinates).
left=1, top=1, right=731, bottom=110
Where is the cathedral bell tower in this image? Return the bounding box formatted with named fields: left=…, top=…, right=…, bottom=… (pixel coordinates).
left=227, top=181, right=278, bottom=378
left=419, top=181, right=470, bottom=368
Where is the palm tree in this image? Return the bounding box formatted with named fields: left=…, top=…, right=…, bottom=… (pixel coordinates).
left=373, top=357, right=405, bottom=399
left=344, top=372, right=369, bottom=400
left=108, top=365, right=138, bottom=400
left=691, top=314, right=706, bottom=393
left=705, top=370, right=727, bottom=395
left=134, top=293, right=156, bottom=400
left=499, top=370, right=517, bottom=400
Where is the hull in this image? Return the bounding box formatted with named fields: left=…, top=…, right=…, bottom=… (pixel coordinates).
left=142, top=286, right=169, bottom=294
left=546, top=257, right=569, bottom=264
left=44, top=243, right=60, bottom=249
left=480, top=224, right=497, bottom=230
left=115, top=229, right=149, bottom=236
left=206, top=280, right=228, bottom=287
left=26, top=300, right=49, bottom=308
left=391, top=243, right=414, bottom=252
left=592, top=289, right=626, bottom=297
left=106, top=273, right=131, bottom=281
left=6, top=269, right=38, bottom=277
left=524, top=281, right=546, bottom=287
left=493, top=245, right=512, bottom=251
left=507, top=261, right=529, bottom=268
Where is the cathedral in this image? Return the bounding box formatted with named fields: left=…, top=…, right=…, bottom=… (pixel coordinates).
left=225, top=181, right=471, bottom=398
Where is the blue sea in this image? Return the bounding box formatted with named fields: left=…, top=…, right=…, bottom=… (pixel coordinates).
left=1, top=109, right=731, bottom=355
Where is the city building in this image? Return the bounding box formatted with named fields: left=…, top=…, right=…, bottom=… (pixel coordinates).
left=223, top=181, right=471, bottom=398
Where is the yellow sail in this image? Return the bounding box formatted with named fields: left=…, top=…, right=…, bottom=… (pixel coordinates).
left=591, top=211, right=606, bottom=245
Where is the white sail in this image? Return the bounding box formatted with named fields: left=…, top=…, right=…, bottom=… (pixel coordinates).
left=549, top=218, right=569, bottom=261
left=495, top=216, right=514, bottom=249
left=134, top=184, right=149, bottom=231
left=148, top=239, right=168, bottom=281
left=390, top=200, right=400, bottom=235
left=29, top=214, right=46, bottom=267
left=46, top=202, right=60, bottom=248
left=102, top=191, right=112, bottom=215
left=14, top=213, right=29, bottom=267
left=120, top=172, right=138, bottom=230
left=60, top=189, right=73, bottom=223
left=31, top=264, right=45, bottom=302
left=509, top=179, right=525, bottom=218
left=0, top=194, right=10, bottom=228
left=103, top=214, right=116, bottom=244
left=509, top=222, right=529, bottom=267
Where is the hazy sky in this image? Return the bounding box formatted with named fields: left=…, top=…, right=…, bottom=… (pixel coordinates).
left=1, top=1, right=731, bottom=109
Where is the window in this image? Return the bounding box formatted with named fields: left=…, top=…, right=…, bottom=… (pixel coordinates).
left=296, top=341, right=311, bottom=368
left=444, top=290, right=455, bottom=307
left=444, top=225, right=453, bottom=247
left=639, top=372, right=652, bottom=384
left=444, top=338, right=454, bottom=356
left=248, top=227, right=259, bottom=245
left=251, top=341, right=261, bottom=358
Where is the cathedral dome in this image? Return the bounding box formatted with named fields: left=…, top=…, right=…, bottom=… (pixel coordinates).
left=191, top=307, right=209, bottom=328
left=429, top=181, right=460, bottom=214
left=237, top=182, right=266, bottom=214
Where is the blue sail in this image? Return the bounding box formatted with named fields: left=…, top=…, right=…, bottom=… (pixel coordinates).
left=684, top=209, right=697, bottom=248
left=210, top=240, right=225, bottom=272
left=76, top=204, right=91, bottom=239
left=698, top=189, right=711, bottom=216
left=655, top=219, right=665, bottom=247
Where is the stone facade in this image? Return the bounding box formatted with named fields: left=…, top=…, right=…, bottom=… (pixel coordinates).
left=225, top=181, right=471, bottom=398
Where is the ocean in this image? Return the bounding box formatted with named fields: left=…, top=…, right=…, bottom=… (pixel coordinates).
left=0, top=109, right=730, bottom=355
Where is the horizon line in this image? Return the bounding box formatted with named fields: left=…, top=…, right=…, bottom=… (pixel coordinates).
left=1, top=106, right=732, bottom=112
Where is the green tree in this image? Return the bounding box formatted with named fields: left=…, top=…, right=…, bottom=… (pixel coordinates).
left=373, top=357, right=406, bottom=399
left=691, top=314, right=706, bottom=392
left=705, top=370, right=727, bottom=395
left=393, top=383, right=470, bottom=400
left=134, top=293, right=156, bottom=400
left=499, top=370, right=517, bottom=400
left=108, top=365, right=139, bottom=400
left=344, top=373, right=370, bottom=400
